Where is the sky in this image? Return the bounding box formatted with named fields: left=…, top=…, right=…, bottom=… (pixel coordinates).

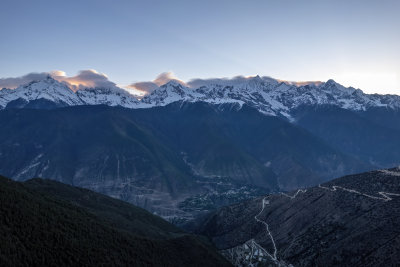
left=0, top=0, right=399, bottom=95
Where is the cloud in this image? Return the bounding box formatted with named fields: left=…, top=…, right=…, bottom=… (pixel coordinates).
left=126, top=82, right=159, bottom=95
left=0, top=70, right=118, bottom=92
left=54, top=70, right=117, bottom=91
left=153, top=72, right=185, bottom=86
left=187, top=76, right=253, bottom=88
left=50, top=70, right=67, bottom=77
left=126, top=73, right=277, bottom=96
left=127, top=72, right=186, bottom=96
left=0, top=72, right=50, bottom=89
left=2, top=71, right=320, bottom=97
left=187, top=75, right=317, bottom=88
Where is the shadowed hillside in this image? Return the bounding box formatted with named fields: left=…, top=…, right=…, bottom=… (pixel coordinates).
left=192, top=168, right=400, bottom=266
left=0, top=176, right=230, bottom=266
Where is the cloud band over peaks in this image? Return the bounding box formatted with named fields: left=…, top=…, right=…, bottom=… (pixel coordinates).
left=127, top=72, right=186, bottom=96
left=0, top=70, right=117, bottom=91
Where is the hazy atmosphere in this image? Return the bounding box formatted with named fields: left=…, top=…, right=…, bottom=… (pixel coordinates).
left=1, top=0, right=399, bottom=94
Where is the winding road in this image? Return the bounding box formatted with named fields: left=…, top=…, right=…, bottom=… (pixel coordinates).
left=252, top=179, right=400, bottom=266
left=318, top=184, right=400, bottom=201
left=252, top=189, right=307, bottom=265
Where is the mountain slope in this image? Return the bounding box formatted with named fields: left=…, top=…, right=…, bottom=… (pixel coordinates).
left=131, top=102, right=278, bottom=188
left=294, top=105, right=400, bottom=167
left=76, top=86, right=139, bottom=107
left=193, top=168, right=400, bottom=266
left=24, top=178, right=184, bottom=239
left=131, top=102, right=368, bottom=190
left=0, top=103, right=369, bottom=220
left=0, top=175, right=230, bottom=266
left=0, top=105, right=198, bottom=218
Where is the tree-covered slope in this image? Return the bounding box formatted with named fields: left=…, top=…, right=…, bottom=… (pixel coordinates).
left=0, top=175, right=230, bottom=266
left=24, top=178, right=183, bottom=239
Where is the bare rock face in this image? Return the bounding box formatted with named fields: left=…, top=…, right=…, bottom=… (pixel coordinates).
left=194, top=168, right=400, bottom=266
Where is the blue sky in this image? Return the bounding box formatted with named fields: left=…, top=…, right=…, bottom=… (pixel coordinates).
left=1, top=0, right=399, bottom=94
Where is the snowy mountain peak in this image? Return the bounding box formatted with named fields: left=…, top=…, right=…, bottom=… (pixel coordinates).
left=243, top=75, right=271, bottom=91
left=1, top=74, right=399, bottom=118
left=160, top=81, right=187, bottom=94
left=76, top=86, right=139, bottom=108
left=249, top=75, right=262, bottom=83
left=163, top=80, right=185, bottom=87
left=0, top=77, right=140, bottom=109
left=0, top=77, right=83, bottom=108
left=325, top=79, right=336, bottom=85
left=140, top=80, right=199, bottom=106
left=322, top=79, right=355, bottom=94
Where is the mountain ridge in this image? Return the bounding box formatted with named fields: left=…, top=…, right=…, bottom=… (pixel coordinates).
left=0, top=103, right=370, bottom=221
left=1, top=75, right=399, bottom=119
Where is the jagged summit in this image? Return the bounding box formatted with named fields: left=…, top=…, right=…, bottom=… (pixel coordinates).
left=0, top=78, right=139, bottom=109
left=0, top=77, right=83, bottom=108
left=140, top=80, right=200, bottom=107
left=164, top=79, right=185, bottom=87
left=322, top=78, right=356, bottom=94
left=0, top=75, right=399, bottom=118
left=325, top=78, right=336, bottom=85
left=76, top=86, right=139, bottom=108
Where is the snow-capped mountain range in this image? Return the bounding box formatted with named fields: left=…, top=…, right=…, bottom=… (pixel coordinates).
left=1, top=75, right=399, bottom=118
left=0, top=76, right=139, bottom=109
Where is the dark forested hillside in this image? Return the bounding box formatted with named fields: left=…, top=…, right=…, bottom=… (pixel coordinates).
left=24, top=178, right=183, bottom=239
left=0, top=175, right=230, bottom=266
